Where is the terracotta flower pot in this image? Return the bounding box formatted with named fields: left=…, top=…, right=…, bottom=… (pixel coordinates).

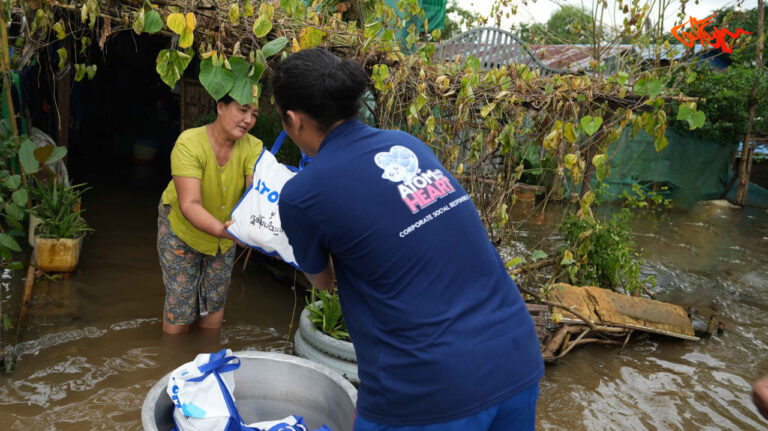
left=35, top=236, right=83, bottom=272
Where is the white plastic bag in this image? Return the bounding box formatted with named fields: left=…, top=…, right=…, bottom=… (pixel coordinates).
left=166, top=349, right=248, bottom=431
left=228, top=148, right=300, bottom=269
left=248, top=415, right=332, bottom=431
left=167, top=349, right=334, bottom=431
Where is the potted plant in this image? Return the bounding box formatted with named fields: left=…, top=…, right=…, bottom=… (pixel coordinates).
left=29, top=178, right=93, bottom=272
left=293, top=288, right=359, bottom=384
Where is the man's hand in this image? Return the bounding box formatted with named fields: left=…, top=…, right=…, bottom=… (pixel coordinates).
left=754, top=372, right=768, bottom=420
left=304, top=257, right=335, bottom=291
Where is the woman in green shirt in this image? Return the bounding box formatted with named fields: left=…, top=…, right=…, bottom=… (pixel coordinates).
left=157, top=95, right=263, bottom=334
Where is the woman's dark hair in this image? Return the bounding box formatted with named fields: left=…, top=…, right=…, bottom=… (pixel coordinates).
left=217, top=94, right=235, bottom=105
left=271, top=48, right=368, bottom=131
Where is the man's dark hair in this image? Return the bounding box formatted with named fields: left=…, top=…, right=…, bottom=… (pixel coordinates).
left=271, top=48, right=368, bottom=131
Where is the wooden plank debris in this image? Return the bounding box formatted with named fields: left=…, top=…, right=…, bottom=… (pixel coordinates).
left=548, top=283, right=698, bottom=341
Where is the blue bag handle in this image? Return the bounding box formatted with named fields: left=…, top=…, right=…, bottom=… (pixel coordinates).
left=270, top=130, right=287, bottom=155
left=177, top=349, right=333, bottom=431
left=186, top=349, right=241, bottom=382
left=270, top=130, right=312, bottom=171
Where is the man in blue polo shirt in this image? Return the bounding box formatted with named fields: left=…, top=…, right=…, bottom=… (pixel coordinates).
left=273, top=49, right=544, bottom=430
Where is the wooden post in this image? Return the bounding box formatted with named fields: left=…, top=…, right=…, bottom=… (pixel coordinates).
left=735, top=0, right=764, bottom=206
left=15, top=263, right=37, bottom=341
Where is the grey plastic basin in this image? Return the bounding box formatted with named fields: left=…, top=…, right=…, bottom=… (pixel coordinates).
left=141, top=351, right=357, bottom=431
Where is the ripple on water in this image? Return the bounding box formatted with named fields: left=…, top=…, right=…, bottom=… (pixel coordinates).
left=0, top=347, right=160, bottom=408
left=7, top=381, right=153, bottom=431
left=9, top=327, right=108, bottom=360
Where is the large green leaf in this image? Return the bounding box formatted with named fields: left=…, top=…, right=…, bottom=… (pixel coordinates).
left=53, top=20, right=66, bottom=40
left=228, top=57, right=249, bottom=78
left=0, top=233, right=21, bottom=252
left=252, top=14, right=272, bottom=38
left=179, top=28, right=194, bottom=48
left=46, top=146, right=67, bottom=164
left=166, top=12, right=186, bottom=34
left=677, top=103, right=692, bottom=121
left=132, top=8, right=145, bottom=34
left=143, top=9, right=164, bottom=33
left=262, top=37, right=287, bottom=57
left=530, top=250, right=548, bottom=262
left=5, top=203, right=24, bottom=222
left=199, top=56, right=234, bottom=100
left=3, top=174, right=21, bottom=190
left=592, top=153, right=607, bottom=167
left=688, top=111, right=705, bottom=130
left=228, top=4, right=240, bottom=24
left=635, top=78, right=664, bottom=99
left=299, top=27, right=325, bottom=49
left=156, top=49, right=192, bottom=89
left=563, top=122, right=577, bottom=143
left=596, top=164, right=608, bottom=182
left=11, top=189, right=27, bottom=206
left=19, top=137, right=40, bottom=174
left=227, top=57, right=253, bottom=105
left=57, top=47, right=68, bottom=70
left=250, top=62, right=265, bottom=85
left=579, top=115, right=603, bottom=136
left=85, top=64, right=97, bottom=80
left=251, top=49, right=266, bottom=84
left=74, top=64, right=86, bottom=82
left=564, top=153, right=578, bottom=170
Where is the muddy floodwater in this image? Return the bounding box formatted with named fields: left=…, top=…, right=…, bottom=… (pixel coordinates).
left=0, top=185, right=766, bottom=430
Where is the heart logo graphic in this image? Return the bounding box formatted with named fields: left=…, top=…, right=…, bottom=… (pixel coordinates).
left=374, top=145, right=419, bottom=183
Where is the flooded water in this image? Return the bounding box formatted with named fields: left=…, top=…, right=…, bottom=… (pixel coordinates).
left=0, top=186, right=766, bottom=430
left=509, top=201, right=768, bottom=430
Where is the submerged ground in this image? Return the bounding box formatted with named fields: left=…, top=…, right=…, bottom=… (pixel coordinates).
left=0, top=185, right=766, bottom=430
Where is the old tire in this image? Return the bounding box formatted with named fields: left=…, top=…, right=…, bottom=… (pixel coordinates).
left=294, top=329, right=359, bottom=385
left=299, top=303, right=357, bottom=362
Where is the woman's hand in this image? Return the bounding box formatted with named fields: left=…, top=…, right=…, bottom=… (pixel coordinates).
left=220, top=220, right=245, bottom=247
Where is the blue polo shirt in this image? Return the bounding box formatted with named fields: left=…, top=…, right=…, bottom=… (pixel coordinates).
left=279, top=119, right=543, bottom=425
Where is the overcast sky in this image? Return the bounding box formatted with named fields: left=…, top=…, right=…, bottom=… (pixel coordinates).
left=453, top=0, right=760, bottom=30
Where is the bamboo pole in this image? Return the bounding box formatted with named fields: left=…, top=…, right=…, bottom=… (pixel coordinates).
left=735, top=0, right=765, bottom=206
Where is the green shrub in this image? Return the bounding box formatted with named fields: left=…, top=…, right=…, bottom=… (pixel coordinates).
left=306, top=287, right=349, bottom=341
left=559, top=209, right=654, bottom=294
left=30, top=179, right=93, bottom=239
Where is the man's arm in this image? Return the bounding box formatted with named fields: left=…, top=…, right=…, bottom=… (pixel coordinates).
left=304, top=257, right=335, bottom=291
